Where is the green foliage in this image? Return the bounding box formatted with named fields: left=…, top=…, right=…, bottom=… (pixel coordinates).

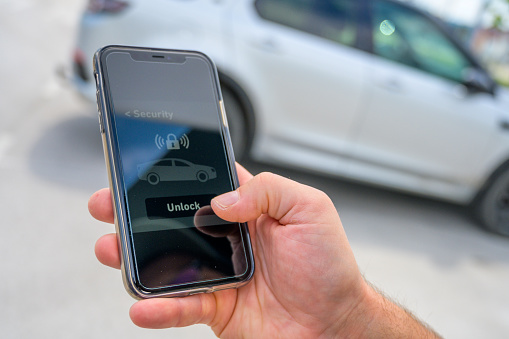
left=490, top=0, right=509, bottom=29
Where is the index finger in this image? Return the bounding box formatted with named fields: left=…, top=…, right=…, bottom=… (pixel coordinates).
left=88, top=188, right=114, bottom=224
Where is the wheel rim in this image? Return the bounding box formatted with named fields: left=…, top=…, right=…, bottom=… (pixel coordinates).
left=196, top=171, right=208, bottom=182
left=147, top=173, right=160, bottom=185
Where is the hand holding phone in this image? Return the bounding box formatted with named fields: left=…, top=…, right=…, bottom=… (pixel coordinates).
left=91, top=45, right=442, bottom=339
left=90, top=170, right=418, bottom=338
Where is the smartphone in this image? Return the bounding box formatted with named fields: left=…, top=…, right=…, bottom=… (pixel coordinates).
left=93, top=45, right=254, bottom=298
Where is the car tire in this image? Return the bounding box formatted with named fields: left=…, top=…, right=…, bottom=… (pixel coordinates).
left=222, top=86, right=249, bottom=160
left=474, top=166, right=509, bottom=236
left=196, top=171, right=209, bottom=183
left=147, top=173, right=160, bottom=185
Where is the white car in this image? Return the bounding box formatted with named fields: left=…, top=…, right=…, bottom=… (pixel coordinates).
left=71, top=0, right=509, bottom=235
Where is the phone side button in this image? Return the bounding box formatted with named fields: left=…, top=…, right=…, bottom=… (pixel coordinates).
left=95, top=91, right=105, bottom=133
left=97, top=111, right=105, bottom=134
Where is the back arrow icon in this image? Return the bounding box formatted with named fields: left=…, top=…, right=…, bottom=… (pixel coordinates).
left=125, top=111, right=131, bottom=117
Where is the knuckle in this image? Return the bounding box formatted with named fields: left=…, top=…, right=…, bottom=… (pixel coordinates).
left=256, top=171, right=277, bottom=184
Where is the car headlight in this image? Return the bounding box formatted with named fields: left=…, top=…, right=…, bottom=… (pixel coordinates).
left=87, top=0, right=129, bottom=14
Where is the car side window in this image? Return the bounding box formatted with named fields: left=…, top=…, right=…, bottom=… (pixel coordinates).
left=372, top=0, right=472, bottom=83
left=174, top=160, right=189, bottom=167
left=254, top=0, right=357, bottom=47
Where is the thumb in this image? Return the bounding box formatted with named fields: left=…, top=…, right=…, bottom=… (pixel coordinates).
left=211, top=172, right=337, bottom=225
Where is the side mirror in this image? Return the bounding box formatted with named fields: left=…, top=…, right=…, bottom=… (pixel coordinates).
left=461, top=68, right=495, bottom=95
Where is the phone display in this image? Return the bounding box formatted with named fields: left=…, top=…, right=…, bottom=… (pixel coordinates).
left=93, top=46, right=254, bottom=298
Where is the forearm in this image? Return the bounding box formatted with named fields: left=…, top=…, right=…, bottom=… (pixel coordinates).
left=337, top=282, right=442, bottom=339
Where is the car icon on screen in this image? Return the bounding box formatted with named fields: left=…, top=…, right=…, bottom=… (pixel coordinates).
left=137, top=158, right=217, bottom=185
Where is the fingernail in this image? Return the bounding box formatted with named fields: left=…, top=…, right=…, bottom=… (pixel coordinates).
left=213, top=191, right=239, bottom=210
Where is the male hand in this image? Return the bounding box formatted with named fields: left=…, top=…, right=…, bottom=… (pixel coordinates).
left=89, top=164, right=440, bottom=338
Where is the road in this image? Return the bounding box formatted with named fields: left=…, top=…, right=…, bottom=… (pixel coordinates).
left=1, top=1, right=508, bottom=338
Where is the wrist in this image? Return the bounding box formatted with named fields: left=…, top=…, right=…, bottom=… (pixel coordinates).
left=330, top=280, right=377, bottom=338
left=332, top=281, right=441, bottom=338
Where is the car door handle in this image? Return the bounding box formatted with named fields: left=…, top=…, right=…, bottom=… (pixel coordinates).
left=252, top=38, right=280, bottom=53
left=377, top=79, right=402, bottom=92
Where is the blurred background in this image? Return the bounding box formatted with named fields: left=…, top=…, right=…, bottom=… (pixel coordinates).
left=1, top=0, right=509, bottom=338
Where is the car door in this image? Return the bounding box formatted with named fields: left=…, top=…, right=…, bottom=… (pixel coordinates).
left=230, top=0, right=370, bottom=173
left=349, top=0, right=498, bottom=200
left=172, top=159, right=194, bottom=181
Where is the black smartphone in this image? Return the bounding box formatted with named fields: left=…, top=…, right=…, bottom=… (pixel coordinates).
left=93, top=46, right=254, bottom=298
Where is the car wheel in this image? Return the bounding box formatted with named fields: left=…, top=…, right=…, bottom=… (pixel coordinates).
left=147, top=173, right=160, bottom=185
left=196, top=171, right=209, bottom=183
left=222, top=86, right=249, bottom=160
left=475, top=167, right=509, bottom=236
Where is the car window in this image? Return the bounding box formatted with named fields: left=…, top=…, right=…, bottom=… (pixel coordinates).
left=372, top=0, right=472, bottom=83
left=174, top=160, right=190, bottom=167
left=158, top=160, right=173, bottom=166
left=254, top=0, right=357, bottom=47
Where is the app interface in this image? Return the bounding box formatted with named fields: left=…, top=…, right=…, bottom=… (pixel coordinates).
left=104, top=51, right=249, bottom=290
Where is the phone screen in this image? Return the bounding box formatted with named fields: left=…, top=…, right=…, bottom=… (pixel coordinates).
left=99, top=48, right=252, bottom=293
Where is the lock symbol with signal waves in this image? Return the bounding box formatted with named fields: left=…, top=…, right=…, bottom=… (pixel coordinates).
left=166, top=133, right=180, bottom=150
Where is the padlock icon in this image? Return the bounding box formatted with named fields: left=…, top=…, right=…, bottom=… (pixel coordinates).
left=166, top=133, right=180, bottom=150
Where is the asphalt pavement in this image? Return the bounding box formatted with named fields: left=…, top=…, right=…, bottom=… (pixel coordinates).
left=1, top=1, right=508, bottom=338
